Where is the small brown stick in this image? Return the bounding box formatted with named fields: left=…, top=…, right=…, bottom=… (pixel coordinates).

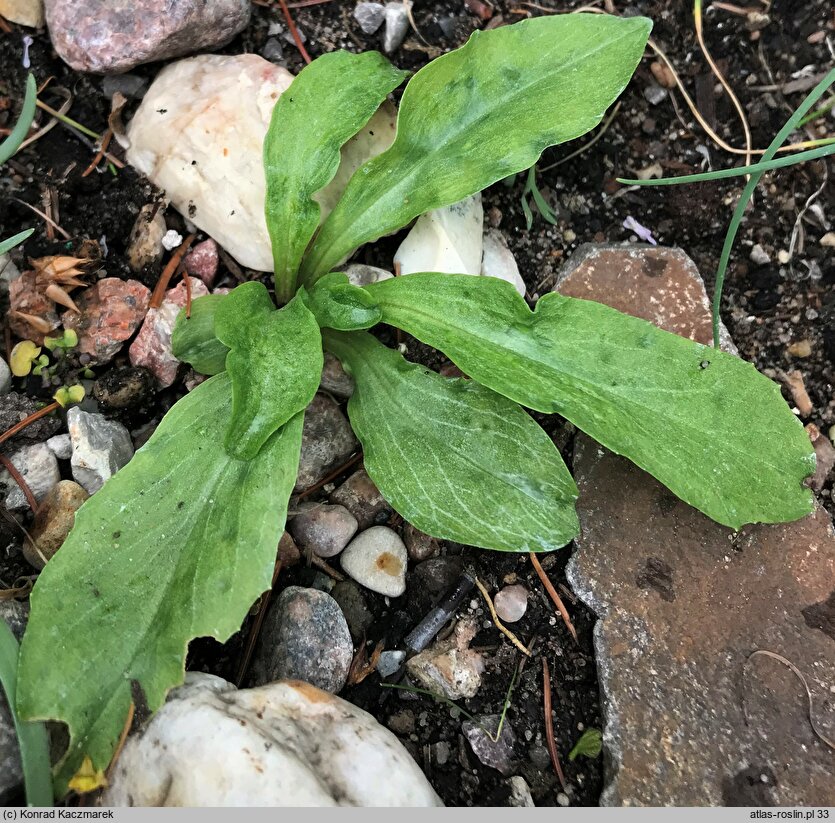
left=149, top=234, right=196, bottom=308
left=81, top=127, right=113, bottom=178
left=475, top=577, right=531, bottom=656
left=0, top=14, right=13, bottom=32
left=297, top=451, right=363, bottom=499
left=105, top=701, right=135, bottom=780
left=743, top=649, right=835, bottom=751
left=236, top=559, right=283, bottom=685
left=542, top=657, right=567, bottom=790
left=0, top=454, right=38, bottom=514
left=0, top=401, right=60, bottom=449
left=12, top=197, right=72, bottom=240
left=310, top=554, right=345, bottom=581
left=287, top=0, right=335, bottom=6
left=529, top=552, right=578, bottom=643
left=278, top=0, right=312, bottom=64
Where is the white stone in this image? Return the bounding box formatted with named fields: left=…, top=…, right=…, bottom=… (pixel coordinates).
left=0, top=444, right=59, bottom=511
left=820, top=232, right=835, bottom=248
left=406, top=618, right=484, bottom=700
left=481, top=229, right=526, bottom=296
left=126, top=55, right=397, bottom=272
left=0, top=357, right=10, bottom=395
left=376, top=649, right=405, bottom=677
left=103, top=672, right=443, bottom=807
left=340, top=525, right=407, bottom=597
left=0, top=0, right=43, bottom=27
left=383, top=2, right=409, bottom=53
left=161, top=229, right=183, bottom=251
left=749, top=243, right=770, bottom=266
left=353, top=1, right=385, bottom=34
left=394, top=194, right=483, bottom=277
left=343, top=264, right=394, bottom=287
left=493, top=584, right=528, bottom=623
left=508, top=776, right=535, bottom=807
left=45, top=433, right=72, bottom=460
left=67, top=408, right=134, bottom=494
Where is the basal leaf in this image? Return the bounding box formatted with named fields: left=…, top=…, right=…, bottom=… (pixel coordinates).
left=264, top=50, right=407, bottom=301
left=0, top=228, right=35, bottom=256
left=304, top=272, right=382, bottom=331
left=324, top=330, right=578, bottom=552
left=171, top=294, right=230, bottom=376
left=214, top=282, right=322, bottom=460
left=0, top=74, right=37, bottom=166
left=0, top=622, right=52, bottom=807
left=300, top=14, right=651, bottom=283
left=17, top=374, right=303, bottom=794
left=364, top=273, right=815, bottom=529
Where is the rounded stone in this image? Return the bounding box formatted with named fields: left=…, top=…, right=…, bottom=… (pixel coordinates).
left=23, top=480, right=89, bottom=569
left=249, top=586, right=352, bottom=694
left=493, top=584, right=528, bottom=623
left=289, top=502, right=358, bottom=558
left=340, top=526, right=407, bottom=598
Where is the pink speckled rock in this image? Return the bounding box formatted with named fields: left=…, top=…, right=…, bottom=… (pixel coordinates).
left=62, top=278, right=150, bottom=363
left=44, top=0, right=251, bottom=74
left=130, top=278, right=209, bottom=387
left=184, top=239, right=219, bottom=288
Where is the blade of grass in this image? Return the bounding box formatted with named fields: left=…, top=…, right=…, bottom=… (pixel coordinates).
left=0, top=74, right=37, bottom=165
left=620, top=67, right=835, bottom=348
left=617, top=142, right=835, bottom=186
left=0, top=621, right=52, bottom=807
left=0, top=229, right=35, bottom=256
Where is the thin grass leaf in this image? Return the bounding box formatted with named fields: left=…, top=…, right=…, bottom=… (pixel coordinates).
left=0, top=74, right=37, bottom=166
left=617, top=142, right=835, bottom=186
left=526, top=166, right=558, bottom=225
left=0, top=228, right=35, bottom=256
left=0, top=621, right=52, bottom=807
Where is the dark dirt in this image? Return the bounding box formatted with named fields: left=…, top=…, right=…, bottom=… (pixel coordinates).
left=1, top=0, right=833, bottom=808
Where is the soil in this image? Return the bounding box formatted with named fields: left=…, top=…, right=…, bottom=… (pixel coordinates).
left=1, top=0, right=833, bottom=808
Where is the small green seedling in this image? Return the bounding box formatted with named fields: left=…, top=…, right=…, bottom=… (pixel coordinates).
left=568, top=728, right=603, bottom=762
left=52, top=384, right=85, bottom=408
left=43, top=329, right=79, bottom=352
left=9, top=340, right=42, bottom=377
left=16, top=15, right=816, bottom=793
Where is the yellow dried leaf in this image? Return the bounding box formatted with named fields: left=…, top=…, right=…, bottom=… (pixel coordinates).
left=67, top=755, right=107, bottom=794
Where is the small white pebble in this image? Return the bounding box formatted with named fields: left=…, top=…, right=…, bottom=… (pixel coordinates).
left=493, top=584, right=528, bottom=623
left=557, top=792, right=570, bottom=807
left=161, top=230, right=183, bottom=251
left=777, top=249, right=791, bottom=265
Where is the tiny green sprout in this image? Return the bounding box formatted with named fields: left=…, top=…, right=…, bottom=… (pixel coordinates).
left=43, top=329, right=79, bottom=352
left=81, top=368, right=95, bottom=380
left=568, top=728, right=602, bottom=762
left=53, top=384, right=85, bottom=408
left=31, top=355, right=50, bottom=377
left=10, top=340, right=42, bottom=377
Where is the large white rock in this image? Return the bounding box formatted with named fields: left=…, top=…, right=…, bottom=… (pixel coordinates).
left=394, top=194, right=483, bottom=276
left=104, top=672, right=443, bottom=807
left=67, top=408, right=134, bottom=494
left=126, top=55, right=397, bottom=272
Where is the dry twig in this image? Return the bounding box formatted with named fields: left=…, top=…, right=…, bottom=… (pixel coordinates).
left=542, top=657, right=567, bottom=789
left=0, top=454, right=38, bottom=514
left=475, top=576, right=531, bottom=656
left=529, top=552, right=577, bottom=642
left=150, top=234, right=196, bottom=308
left=278, top=0, right=312, bottom=64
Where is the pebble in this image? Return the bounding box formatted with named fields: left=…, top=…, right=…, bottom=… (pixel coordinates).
left=261, top=37, right=284, bottom=63
left=23, top=480, right=89, bottom=569
left=0, top=443, right=60, bottom=512
left=45, top=433, right=72, bottom=460
left=103, top=672, right=442, bottom=806
left=806, top=424, right=835, bottom=493
left=821, top=231, right=835, bottom=248
left=161, top=230, right=183, bottom=251
left=289, top=501, right=358, bottom=558
left=383, top=1, right=409, bottom=52
left=329, top=469, right=391, bottom=530
left=493, top=584, right=528, bottom=623
left=295, top=394, right=359, bottom=492
left=749, top=243, right=770, bottom=266
left=126, top=55, right=396, bottom=272
left=462, top=715, right=516, bottom=776
left=406, top=618, right=484, bottom=700
left=395, top=194, right=483, bottom=276
left=92, top=366, right=155, bottom=410
left=387, top=710, right=415, bottom=735
left=277, top=531, right=301, bottom=568
left=67, top=407, right=134, bottom=494
left=319, top=352, right=355, bottom=399
left=557, top=792, right=570, bottom=807
left=403, top=522, right=440, bottom=562
left=787, top=339, right=812, bottom=358
left=0, top=357, right=10, bottom=394
left=643, top=84, right=667, bottom=105
left=62, top=278, right=151, bottom=364
left=777, top=249, right=791, bottom=265
left=433, top=741, right=451, bottom=766
left=44, top=0, right=250, bottom=73
left=184, top=239, right=219, bottom=288
left=330, top=580, right=372, bottom=642
left=127, top=204, right=167, bottom=272
left=343, top=263, right=394, bottom=286
left=354, top=1, right=385, bottom=34
left=249, top=587, right=352, bottom=694
left=481, top=228, right=526, bottom=296
left=130, top=278, right=210, bottom=387
left=508, top=776, right=535, bottom=807
left=341, top=526, right=407, bottom=597
left=376, top=650, right=405, bottom=678
left=0, top=0, right=43, bottom=26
